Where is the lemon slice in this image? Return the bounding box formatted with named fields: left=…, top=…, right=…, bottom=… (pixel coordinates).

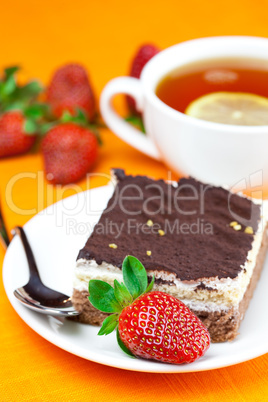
left=185, top=92, right=268, bottom=126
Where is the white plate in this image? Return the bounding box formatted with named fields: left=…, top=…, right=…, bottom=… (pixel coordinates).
left=3, top=185, right=268, bottom=373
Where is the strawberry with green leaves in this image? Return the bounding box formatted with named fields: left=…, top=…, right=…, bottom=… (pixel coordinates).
left=0, top=66, right=45, bottom=157
left=89, top=256, right=210, bottom=365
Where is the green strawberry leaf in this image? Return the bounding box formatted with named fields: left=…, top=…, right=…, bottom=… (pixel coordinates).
left=24, top=119, right=38, bottom=134
left=0, top=66, right=44, bottom=117
left=1, top=75, right=16, bottom=97
left=88, top=124, right=102, bottom=145
left=88, top=280, right=122, bottom=313
left=145, top=275, right=155, bottom=294
left=61, top=108, right=88, bottom=125
left=39, top=122, right=56, bottom=136
left=98, top=314, right=118, bottom=336
left=61, top=110, right=73, bottom=123
left=125, top=115, right=145, bottom=133
left=116, top=328, right=135, bottom=358
left=114, top=280, right=133, bottom=306
left=74, top=107, right=88, bottom=125
left=24, top=103, right=48, bottom=120
left=4, top=66, right=19, bottom=79
left=3, top=100, right=25, bottom=112
left=16, top=81, right=43, bottom=100
left=122, top=255, right=148, bottom=299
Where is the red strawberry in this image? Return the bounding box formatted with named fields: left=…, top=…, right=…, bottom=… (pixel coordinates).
left=118, top=291, right=210, bottom=364
left=0, top=111, right=36, bottom=157
left=89, top=256, right=210, bottom=365
left=127, top=44, right=160, bottom=115
left=47, top=64, right=96, bottom=121
left=42, top=123, right=98, bottom=184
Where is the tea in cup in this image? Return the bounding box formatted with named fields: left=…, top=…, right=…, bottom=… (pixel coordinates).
left=100, top=36, right=268, bottom=189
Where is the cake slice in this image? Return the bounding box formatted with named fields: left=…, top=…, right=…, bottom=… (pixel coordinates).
left=72, top=169, right=268, bottom=342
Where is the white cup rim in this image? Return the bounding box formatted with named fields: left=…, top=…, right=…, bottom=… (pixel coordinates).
left=141, top=35, right=268, bottom=134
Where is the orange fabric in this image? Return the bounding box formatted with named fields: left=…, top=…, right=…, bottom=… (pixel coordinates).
left=1, top=0, right=268, bottom=400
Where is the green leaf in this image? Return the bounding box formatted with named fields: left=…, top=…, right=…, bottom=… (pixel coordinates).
left=114, top=280, right=133, bottom=306
left=88, top=280, right=122, bottom=313
left=24, top=119, right=38, bottom=134
left=145, top=275, right=155, bottom=294
left=61, top=108, right=87, bottom=126
left=98, top=314, right=118, bottom=336
left=116, top=328, right=135, bottom=358
left=1, top=75, right=16, bottom=97
left=61, top=109, right=86, bottom=125
left=39, top=122, right=56, bottom=136
left=3, top=101, right=25, bottom=112
left=24, top=103, right=48, bottom=120
left=125, top=115, right=145, bottom=133
left=4, top=66, right=19, bottom=79
left=88, top=124, right=102, bottom=146
left=61, top=110, right=73, bottom=123
left=16, top=80, right=42, bottom=100
left=122, top=256, right=148, bottom=299
left=75, top=107, right=88, bottom=124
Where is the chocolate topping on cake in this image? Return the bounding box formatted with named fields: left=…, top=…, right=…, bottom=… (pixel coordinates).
left=77, top=169, right=261, bottom=281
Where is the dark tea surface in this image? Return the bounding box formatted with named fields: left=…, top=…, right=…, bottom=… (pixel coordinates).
left=156, top=57, right=268, bottom=113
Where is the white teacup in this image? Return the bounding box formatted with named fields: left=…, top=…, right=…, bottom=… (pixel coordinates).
left=100, top=36, right=268, bottom=189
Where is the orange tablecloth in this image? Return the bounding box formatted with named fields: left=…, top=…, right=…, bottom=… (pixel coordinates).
left=1, top=1, right=268, bottom=400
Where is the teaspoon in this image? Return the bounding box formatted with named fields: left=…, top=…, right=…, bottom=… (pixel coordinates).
left=13, top=226, right=79, bottom=317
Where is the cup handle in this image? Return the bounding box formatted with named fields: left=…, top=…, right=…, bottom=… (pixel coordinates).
left=100, top=77, right=161, bottom=160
